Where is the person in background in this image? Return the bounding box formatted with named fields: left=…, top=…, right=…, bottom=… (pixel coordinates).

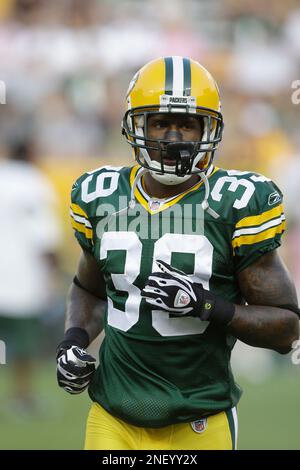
left=0, top=136, right=62, bottom=415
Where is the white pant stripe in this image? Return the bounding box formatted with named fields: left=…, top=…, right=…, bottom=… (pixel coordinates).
left=232, top=406, right=238, bottom=450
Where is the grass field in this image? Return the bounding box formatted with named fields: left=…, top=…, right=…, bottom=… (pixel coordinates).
left=0, top=361, right=299, bottom=450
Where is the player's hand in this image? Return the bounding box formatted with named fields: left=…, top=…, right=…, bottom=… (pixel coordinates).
left=56, top=345, right=96, bottom=395
left=141, top=260, right=235, bottom=325
left=141, top=259, right=210, bottom=319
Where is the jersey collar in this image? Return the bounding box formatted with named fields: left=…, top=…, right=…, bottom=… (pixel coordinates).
left=129, top=165, right=218, bottom=215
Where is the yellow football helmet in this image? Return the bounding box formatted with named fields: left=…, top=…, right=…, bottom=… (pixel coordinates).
left=122, top=56, right=224, bottom=185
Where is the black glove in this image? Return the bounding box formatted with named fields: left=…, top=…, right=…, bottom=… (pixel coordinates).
left=141, top=260, right=235, bottom=325
left=57, top=345, right=96, bottom=395
left=56, top=328, right=96, bottom=395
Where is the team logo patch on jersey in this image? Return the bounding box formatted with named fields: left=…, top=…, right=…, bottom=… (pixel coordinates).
left=268, top=191, right=281, bottom=206
left=190, top=418, right=207, bottom=433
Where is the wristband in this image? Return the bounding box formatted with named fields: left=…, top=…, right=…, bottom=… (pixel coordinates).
left=56, top=327, right=90, bottom=358
left=199, top=290, right=235, bottom=326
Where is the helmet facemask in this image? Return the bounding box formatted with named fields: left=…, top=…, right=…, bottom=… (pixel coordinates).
left=122, top=105, right=224, bottom=185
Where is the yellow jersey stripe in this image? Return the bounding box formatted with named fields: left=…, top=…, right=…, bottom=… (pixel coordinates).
left=235, top=204, right=284, bottom=229
left=232, top=215, right=285, bottom=239
left=70, top=203, right=89, bottom=219
left=71, top=219, right=93, bottom=239
left=134, top=188, right=158, bottom=214
left=232, top=220, right=285, bottom=250
left=129, top=165, right=140, bottom=188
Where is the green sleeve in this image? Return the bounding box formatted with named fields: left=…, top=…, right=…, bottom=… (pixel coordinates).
left=233, top=180, right=285, bottom=273
left=70, top=178, right=94, bottom=253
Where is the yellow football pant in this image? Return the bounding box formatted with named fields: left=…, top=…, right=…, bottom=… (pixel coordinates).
left=84, top=402, right=238, bottom=450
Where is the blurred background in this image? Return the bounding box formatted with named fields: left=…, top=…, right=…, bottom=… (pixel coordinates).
left=0, top=0, right=299, bottom=450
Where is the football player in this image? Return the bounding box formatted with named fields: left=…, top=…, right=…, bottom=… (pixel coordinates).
left=56, top=56, right=299, bottom=450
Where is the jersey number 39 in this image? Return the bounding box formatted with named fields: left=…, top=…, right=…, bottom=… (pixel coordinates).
left=99, top=232, right=212, bottom=337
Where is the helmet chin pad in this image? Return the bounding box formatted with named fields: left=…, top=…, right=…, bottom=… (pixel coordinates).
left=149, top=161, right=193, bottom=185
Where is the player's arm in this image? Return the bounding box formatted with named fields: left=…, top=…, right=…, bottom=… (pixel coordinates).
left=142, top=255, right=299, bottom=355
left=56, top=249, right=107, bottom=394
left=227, top=250, right=299, bottom=354
left=65, top=249, right=106, bottom=341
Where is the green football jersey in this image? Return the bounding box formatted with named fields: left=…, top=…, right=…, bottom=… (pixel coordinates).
left=70, top=164, right=285, bottom=427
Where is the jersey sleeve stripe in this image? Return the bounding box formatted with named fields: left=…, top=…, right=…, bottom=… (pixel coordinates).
left=70, top=203, right=89, bottom=219
left=70, top=219, right=93, bottom=239
left=70, top=209, right=92, bottom=228
left=232, top=221, right=285, bottom=250
left=235, top=204, right=283, bottom=229
left=232, top=214, right=285, bottom=239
